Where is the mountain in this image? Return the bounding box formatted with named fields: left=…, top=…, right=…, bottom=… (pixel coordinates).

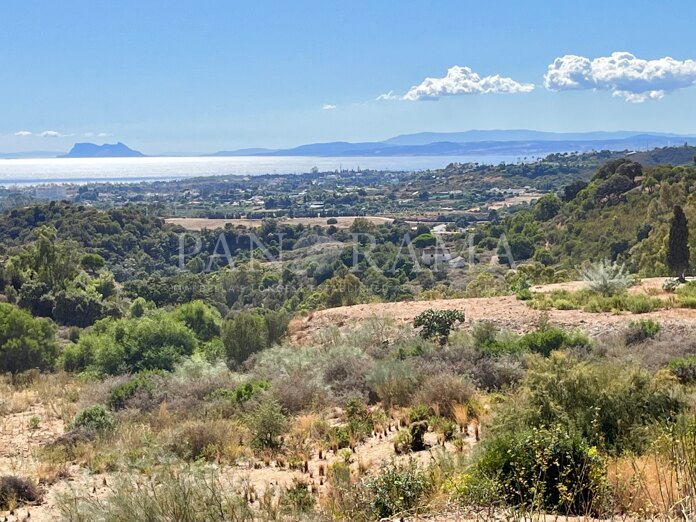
left=60, top=142, right=145, bottom=158
left=383, top=129, right=688, bottom=146
left=211, top=133, right=696, bottom=158
left=209, top=147, right=279, bottom=156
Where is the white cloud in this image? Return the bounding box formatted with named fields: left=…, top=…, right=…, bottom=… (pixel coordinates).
left=544, top=52, right=696, bottom=102
left=97, top=132, right=111, bottom=137
left=322, top=104, right=337, bottom=110
left=14, top=130, right=32, bottom=136
left=40, top=130, right=67, bottom=138
left=376, top=91, right=399, bottom=101
left=402, top=65, right=534, bottom=101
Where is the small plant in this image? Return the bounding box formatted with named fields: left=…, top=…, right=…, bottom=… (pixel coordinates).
left=413, top=309, right=465, bottom=346
left=663, top=278, right=680, bottom=293
left=0, top=476, right=41, bottom=510
left=28, top=416, right=41, bottom=430
left=668, top=356, right=696, bottom=384
left=579, top=259, right=634, bottom=296
left=247, top=398, right=287, bottom=449
left=279, top=479, right=315, bottom=514
left=69, top=405, right=114, bottom=434
left=625, top=319, right=662, bottom=345
left=362, top=460, right=431, bottom=519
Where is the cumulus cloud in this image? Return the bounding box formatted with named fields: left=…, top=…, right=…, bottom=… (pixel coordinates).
left=14, top=130, right=32, bottom=136
left=402, top=65, right=534, bottom=101
left=40, top=130, right=68, bottom=138
left=322, top=104, right=337, bottom=110
left=544, top=52, right=696, bottom=102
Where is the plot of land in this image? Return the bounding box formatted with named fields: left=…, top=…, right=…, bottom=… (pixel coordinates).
left=166, top=216, right=394, bottom=231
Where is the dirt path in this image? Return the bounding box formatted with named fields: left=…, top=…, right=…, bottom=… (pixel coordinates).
left=290, top=278, right=696, bottom=343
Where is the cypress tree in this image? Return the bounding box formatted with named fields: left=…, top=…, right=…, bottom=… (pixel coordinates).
left=667, top=205, right=690, bottom=281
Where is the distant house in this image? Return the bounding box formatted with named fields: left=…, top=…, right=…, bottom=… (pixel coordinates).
left=421, top=246, right=452, bottom=266
left=34, top=185, right=67, bottom=201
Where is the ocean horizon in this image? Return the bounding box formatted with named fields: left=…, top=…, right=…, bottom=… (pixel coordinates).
left=0, top=154, right=522, bottom=186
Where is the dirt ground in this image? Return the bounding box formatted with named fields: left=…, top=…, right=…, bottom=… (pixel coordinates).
left=166, top=215, right=394, bottom=231
left=290, top=278, right=696, bottom=344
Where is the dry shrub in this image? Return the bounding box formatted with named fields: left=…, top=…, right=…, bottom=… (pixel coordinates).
left=413, top=374, right=476, bottom=419
left=322, top=347, right=373, bottom=403
left=607, top=455, right=679, bottom=516
left=272, top=371, right=326, bottom=414
left=168, top=419, right=247, bottom=462
left=0, top=476, right=41, bottom=510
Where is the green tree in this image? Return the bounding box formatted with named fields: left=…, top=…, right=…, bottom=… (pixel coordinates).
left=534, top=194, right=561, bottom=221
left=0, top=303, right=58, bottom=373
left=413, top=308, right=465, bottom=346
left=222, top=312, right=267, bottom=368
left=667, top=205, right=690, bottom=281
left=80, top=253, right=105, bottom=273
left=173, top=300, right=221, bottom=342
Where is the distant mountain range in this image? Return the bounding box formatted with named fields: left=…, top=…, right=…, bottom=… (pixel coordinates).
left=212, top=130, right=695, bottom=158
left=2, top=131, right=694, bottom=159
left=60, top=142, right=144, bottom=158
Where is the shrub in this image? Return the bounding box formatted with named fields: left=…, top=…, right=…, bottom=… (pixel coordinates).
left=473, top=426, right=606, bottom=515
left=579, top=259, right=633, bottom=296
left=0, top=475, right=41, bottom=510
left=518, top=327, right=589, bottom=357
left=169, top=420, right=235, bottom=461
left=367, top=359, right=420, bottom=408
left=106, top=371, right=163, bottom=410
left=272, top=370, right=325, bottom=414
left=69, top=405, right=114, bottom=433
left=279, top=479, right=315, bottom=514
left=222, top=312, right=267, bottom=368
left=172, top=300, right=221, bottom=342
left=413, top=374, right=475, bottom=419
left=362, top=461, right=431, bottom=519
left=413, top=309, right=465, bottom=346
left=514, top=354, right=684, bottom=454
left=668, top=357, right=696, bottom=384
left=56, top=467, right=252, bottom=521
left=247, top=398, right=287, bottom=449
left=0, top=302, right=58, bottom=374
left=625, top=319, right=662, bottom=345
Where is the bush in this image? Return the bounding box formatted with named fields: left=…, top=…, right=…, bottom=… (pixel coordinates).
left=413, top=374, right=475, bottom=419
left=0, top=475, right=41, bottom=510
left=57, top=467, right=252, bottom=521
left=514, top=354, right=684, bottom=454
left=107, top=371, right=163, bottom=410
left=173, top=300, right=221, bottom=342
left=169, top=420, right=235, bottom=461
left=0, top=302, right=58, bottom=374
left=413, top=308, right=465, bottom=346
left=668, top=356, right=696, bottom=384
left=518, top=327, right=589, bottom=357
left=222, top=312, right=267, bottom=368
left=69, top=405, right=114, bottom=433
left=473, top=426, right=606, bottom=515
left=362, top=461, right=431, bottom=519
left=247, top=398, right=287, bottom=449
left=625, top=319, right=662, bottom=345
left=367, top=359, right=420, bottom=408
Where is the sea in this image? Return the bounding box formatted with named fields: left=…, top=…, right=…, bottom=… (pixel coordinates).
left=0, top=155, right=521, bottom=186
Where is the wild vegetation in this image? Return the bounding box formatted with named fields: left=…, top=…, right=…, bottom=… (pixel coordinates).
left=1, top=149, right=696, bottom=520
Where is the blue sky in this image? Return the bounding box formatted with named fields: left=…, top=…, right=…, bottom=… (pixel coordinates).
left=2, top=0, right=696, bottom=153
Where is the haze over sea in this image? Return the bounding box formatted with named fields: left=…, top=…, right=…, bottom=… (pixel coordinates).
left=0, top=155, right=520, bottom=186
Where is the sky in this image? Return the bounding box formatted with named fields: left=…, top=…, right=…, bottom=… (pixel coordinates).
left=2, top=0, right=696, bottom=154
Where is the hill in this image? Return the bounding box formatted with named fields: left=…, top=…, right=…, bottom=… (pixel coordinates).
left=60, top=142, right=145, bottom=158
